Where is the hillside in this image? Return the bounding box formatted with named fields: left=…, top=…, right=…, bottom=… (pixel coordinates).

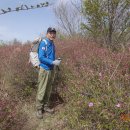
left=0, top=37, right=130, bottom=130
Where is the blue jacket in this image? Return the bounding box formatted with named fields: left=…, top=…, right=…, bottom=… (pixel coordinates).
left=38, top=38, right=55, bottom=70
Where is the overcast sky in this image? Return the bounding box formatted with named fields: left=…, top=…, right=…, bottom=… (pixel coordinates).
left=0, top=0, right=69, bottom=42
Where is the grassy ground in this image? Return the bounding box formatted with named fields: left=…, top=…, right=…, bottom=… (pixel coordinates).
left=0, top=38, right=130, bottom=130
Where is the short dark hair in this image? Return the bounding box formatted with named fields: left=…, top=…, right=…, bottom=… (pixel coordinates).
left=47, top=27, right=56, bottom=33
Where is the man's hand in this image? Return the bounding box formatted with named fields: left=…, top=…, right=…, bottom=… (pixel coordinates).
left=52, top=59, right=61, bottom=66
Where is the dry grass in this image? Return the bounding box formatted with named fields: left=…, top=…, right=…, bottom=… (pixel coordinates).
left=0, top=38, right=130, bottom=130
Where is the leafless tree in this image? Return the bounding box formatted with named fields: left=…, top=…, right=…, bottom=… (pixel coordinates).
left=54, top=0, right=83, bottom=36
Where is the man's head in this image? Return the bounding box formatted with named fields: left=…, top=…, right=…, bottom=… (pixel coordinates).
left=46, top=27, right=56, bottom=41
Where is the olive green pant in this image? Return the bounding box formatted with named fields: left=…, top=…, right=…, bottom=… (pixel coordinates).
left=36, top=67, right=55, bottom=110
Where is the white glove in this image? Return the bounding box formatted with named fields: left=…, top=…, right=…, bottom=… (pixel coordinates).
left=52, top=59, right=61, bottom=66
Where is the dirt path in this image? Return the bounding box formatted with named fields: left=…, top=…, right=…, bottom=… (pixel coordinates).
left=21, top=101, right=65, bottom=130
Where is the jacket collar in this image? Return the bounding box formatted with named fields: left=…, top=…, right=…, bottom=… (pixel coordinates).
left=45, top=38, right=53, bottom=43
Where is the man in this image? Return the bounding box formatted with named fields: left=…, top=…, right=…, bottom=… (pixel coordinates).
left=36, top=27, right=61, bottom=119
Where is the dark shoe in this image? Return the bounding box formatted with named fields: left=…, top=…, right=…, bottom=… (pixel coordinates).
left=44, top=107, right=54, bottom=114
left=36, top=110, right=43, bottom=119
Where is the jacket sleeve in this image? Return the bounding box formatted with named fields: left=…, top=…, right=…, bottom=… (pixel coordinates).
left=38, top=41, right=53, bottom=65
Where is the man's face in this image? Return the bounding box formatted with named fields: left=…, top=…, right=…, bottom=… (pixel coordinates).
left=47, top=31, right=56, bottom=41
